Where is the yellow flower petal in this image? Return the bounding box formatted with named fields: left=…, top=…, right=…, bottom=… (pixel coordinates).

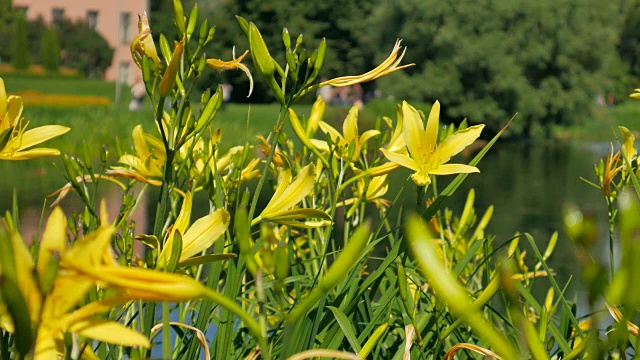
left=433, top=124, right=484, bottom=164
left=365, top=162, right=400, bottom=177
left=16, top=125, right=70, bottom=150
left=342, top=105, right=359, bottom=142
left=307, top=97, right=325, bottom=137
left=429, top=164, right=480, bottom=175
left=310, top=139, right=330, bottom=153
left=180, top=208, right=230, bottom=260
left=261, top=164, right=316, bottom=220
left=402, top=101, right=430, bottom=164
left=43, top=276, right=94, bottom=320
left=62, top=226, right=115, bottom=268
left=159, top=38, right=185, bottom=97
left=8, top=231, right=42, bottom=322
left=207, top=49, right=254, bottom=97
left=620, top=126, right=637, bottom=161
left=68, top=318, right=151, bottom=348
left=424, top=100, right=440, bottom=154
left=0, top=148, right=61, bottom=160
left=105, top=168, right=163, bottom=186
left=289, top=108, right=318, bottom=151
left=264, top=208, right=331, bottom=222
left=157, top=192, right=193, bottom=268
left=34, top=334, right=59, bottom=360
left=37, top=207, right=67, bottom=280
left=318, top=121, right=344, bottom=146
left=380, top=148, right=417, bottom=171
left=360, top=129, right=381, bottom=146
left=6, top=96, right=23, bottom=127
left=318, top=39, right=414, bottom=87
left=0, top=78, right=6, bottom=120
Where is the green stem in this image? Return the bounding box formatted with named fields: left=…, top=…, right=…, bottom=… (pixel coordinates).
left=162, top=302, right=171, bottom=359
left=607, top=196, right=616, bottom=279
left=154, top=150, right=175, bottom=240
left=248, top=106, right=288, bottom=220
left=202, top=288, right=267, bottom=352
left=416, top=184, right=426, bottom=211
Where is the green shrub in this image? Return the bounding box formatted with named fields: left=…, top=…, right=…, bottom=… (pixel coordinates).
left=40, top=28, right=60, bottom=73
left=10, top=14, right=29, bottom=71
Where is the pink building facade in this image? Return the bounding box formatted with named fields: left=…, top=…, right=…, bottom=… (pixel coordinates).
left=13, top=0, right=148, bottom=84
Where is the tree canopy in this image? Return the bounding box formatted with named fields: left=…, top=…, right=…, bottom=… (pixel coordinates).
left=368, top=0, right=622, bottom=136
left=144, top=1, right=640, bottom=136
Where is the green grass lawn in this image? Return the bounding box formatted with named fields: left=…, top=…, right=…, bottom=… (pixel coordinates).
left=2, top=73, right=118, bottom=99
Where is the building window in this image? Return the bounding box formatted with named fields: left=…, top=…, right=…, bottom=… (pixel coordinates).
left=52, top=8, right=64, bottom=27
left=118, top=61, right=130, bottom=84
left=119, top=12, right=131, bottom=44
left=86, top=10, right=99, bottom=31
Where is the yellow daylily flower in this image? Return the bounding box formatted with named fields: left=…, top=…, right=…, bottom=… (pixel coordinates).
left=630, top=88, right=640, bottom=100
left=109, top=125, right=164, bottom=186
left=316, top=39, right=414, bottom=88
left=0, top=78, right=69, bottom=161
left=130, top=12, right=161, bottom=69
left=254, top=164, right=331, bottom=228
left=206, top=48, right=254, bottom=97
left=602, top=145, right=623, bottom=198
left=156, top=192, right=230, bottom=269
left=56, top=223, right=265, bottom=346
left=0, top=209, right=151, bottom=359
left=312, top=104, right=380, bottom=162
left=381, top=101, right=484, bottom=187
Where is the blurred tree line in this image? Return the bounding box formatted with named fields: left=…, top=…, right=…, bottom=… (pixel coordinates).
left=151, top=0, right=640, bottom=137
left=0, top=0, right=113, bottom=78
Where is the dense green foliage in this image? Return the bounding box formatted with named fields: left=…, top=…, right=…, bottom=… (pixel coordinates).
left=56, top=19, right=114, bottom=78
left=0, top=0, right=13, bottom=64
left=40, top=28, right=60, bottom=73
left=155, top=0, right=640, bottom=137
left=368, top=0, right=622, bottom=136
left=10, top=14, right=29, bottom=71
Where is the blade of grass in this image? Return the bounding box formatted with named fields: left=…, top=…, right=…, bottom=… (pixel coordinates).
left=524, top=233, right=582, bottom=337
left=327, top=306, right=362, bottom=353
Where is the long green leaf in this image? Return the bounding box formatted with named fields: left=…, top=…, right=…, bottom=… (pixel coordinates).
left=327, top=306, right=362, bottom=353
left=406, top=214, right=518, bottom=358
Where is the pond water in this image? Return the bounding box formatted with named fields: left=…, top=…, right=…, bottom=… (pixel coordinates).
left=359, top=139, right=610, bottom=303
left=1, top=139, right=612, bottom=302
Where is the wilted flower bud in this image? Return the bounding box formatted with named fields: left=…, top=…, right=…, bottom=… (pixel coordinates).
left=131, top=13, right=161, bottom=70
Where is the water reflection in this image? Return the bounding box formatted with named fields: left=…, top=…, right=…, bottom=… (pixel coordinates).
left=436, top=140, right=609, bottom=299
